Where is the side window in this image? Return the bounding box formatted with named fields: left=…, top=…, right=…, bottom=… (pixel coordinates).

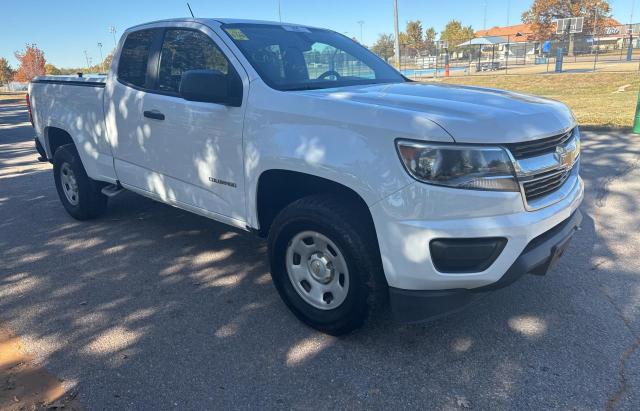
left=157, top=29, right=230, bottom=93
left=118, top=30, right=155, bottom=87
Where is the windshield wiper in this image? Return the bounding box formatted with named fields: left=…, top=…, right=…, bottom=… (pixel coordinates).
left=281, top=84, right=326, bottom=91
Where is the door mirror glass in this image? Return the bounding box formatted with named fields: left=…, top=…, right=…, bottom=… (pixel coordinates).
left=179, top=69, right=242, bottom=106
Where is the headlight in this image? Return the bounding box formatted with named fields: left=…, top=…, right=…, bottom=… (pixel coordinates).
left=396, top=140, right=519, bottom=192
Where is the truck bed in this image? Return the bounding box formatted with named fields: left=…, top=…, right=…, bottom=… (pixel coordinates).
left=29, top=75, right=117, bottom=183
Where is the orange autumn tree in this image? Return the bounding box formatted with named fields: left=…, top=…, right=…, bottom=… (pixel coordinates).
left=13, top=44, right=46, bottom=82
left=522, top=0, right=612, bottom=41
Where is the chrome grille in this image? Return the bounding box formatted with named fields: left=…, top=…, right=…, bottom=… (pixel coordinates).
left=522, top=168, right=572, bottom=202
left=505, top=129, right=574, bottom=160
left=508, top=127, right=580, bottom=210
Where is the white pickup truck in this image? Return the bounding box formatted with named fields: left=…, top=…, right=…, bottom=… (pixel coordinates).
left=29, top=18, right=583, bottom=335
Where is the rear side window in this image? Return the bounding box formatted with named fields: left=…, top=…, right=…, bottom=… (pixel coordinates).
left=118, top=29, right=155, bottom=87
left=157, top=29, right=229, bottom=93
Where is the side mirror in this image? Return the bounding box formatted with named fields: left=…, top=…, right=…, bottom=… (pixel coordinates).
left=179, top=69, right=242, bottom=106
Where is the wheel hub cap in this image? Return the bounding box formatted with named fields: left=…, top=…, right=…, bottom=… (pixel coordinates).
left=285, top=231, right=350, bottom=310
left=60, top=162, right=79, bottom=206
left=308, top=253, right=333, bottom=283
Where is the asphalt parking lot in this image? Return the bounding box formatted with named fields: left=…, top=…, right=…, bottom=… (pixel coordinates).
left=1, top=96, right=639, bottom=410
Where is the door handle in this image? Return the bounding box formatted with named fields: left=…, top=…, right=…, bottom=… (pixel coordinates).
left=143, top=110, right=165, bottom=120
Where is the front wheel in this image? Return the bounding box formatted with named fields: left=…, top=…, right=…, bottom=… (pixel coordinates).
left=53, top=144, right=108, bottom=220
left=268, top=195, right=385, bottom=335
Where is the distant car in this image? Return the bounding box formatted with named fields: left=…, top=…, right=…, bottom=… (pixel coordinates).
left=28, top=18, right=583, bottom=335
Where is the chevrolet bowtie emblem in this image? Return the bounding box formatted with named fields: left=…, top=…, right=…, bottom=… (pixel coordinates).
left=555, top=142, right=576, bottom=169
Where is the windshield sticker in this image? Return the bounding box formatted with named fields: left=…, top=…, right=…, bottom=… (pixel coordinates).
left=282, top=25, right=311, bottom=33
left=225, top=28, right=249, bottom=41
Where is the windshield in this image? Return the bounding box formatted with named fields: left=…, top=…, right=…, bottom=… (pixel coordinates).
left=221, top=23, right=406, bottom=91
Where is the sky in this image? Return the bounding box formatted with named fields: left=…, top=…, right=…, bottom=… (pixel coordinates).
left=1, top=0, right=637, bottom=68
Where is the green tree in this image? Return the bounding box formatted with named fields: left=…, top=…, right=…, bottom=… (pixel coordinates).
left=398, top=32, right=410, bottom=48
left=440, top=20, right=475, bottom=50
left=424, top=27, right=437, bottom=55
left=45, top=63, right=61, bottom=75
left=54, top=50, right=115, bottom=75
left=522, top=0, right=612, bottom=40
left=371, top=33, right=395, bottom=62
left=100, top=52, right=114, bottom=72
left=405, top=20, right=423, bottom=48
left=0, top=57, right=14, bottom=85
left=398, top=20, right=425, bottom=57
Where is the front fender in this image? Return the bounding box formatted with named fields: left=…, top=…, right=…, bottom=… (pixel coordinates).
left=242, top=81, right=453, bottom=229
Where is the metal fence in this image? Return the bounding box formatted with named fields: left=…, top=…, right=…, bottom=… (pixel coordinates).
left=391, top=23, right=640, bottom=80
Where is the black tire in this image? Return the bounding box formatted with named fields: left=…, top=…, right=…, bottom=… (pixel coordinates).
left=267, top=194, right=386, bottom=335
left=53, top=144, right=108, bottom=220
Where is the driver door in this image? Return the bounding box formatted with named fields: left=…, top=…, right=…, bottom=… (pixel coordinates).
left=111, top=26, right=248, bottom=226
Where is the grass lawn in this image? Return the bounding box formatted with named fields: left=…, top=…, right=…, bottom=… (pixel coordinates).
left=4, top=72, right=639, bottom=127
left=438, top=72, right=639, bottom=128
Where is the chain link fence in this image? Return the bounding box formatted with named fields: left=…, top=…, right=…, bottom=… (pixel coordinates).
left=391, top=23, right=640, bottom=80
left=0, top=82, right=28, bottom=92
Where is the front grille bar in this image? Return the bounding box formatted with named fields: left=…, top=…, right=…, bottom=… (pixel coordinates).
left=506, top=127, right=580, bottom=210
left=505, top=129, right=573, bottom=159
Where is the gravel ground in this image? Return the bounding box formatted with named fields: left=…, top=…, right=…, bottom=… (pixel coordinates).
left=1, top=97, right=639, bottom=410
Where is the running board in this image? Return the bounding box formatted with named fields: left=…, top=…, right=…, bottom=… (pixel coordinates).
left=101, top=184, right=124, bottom=198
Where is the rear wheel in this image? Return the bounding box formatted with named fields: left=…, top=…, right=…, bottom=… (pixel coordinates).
left=268, top=195, right=385, bottom=335
left=53, top=144, right=107, bottom=220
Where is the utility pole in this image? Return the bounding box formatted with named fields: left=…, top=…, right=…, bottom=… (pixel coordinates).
left=506, top=0, right=510, bottom=26
left=97, top=42, right=104, bottom=73
left=108, top=26, right=117, bottom=49
left=84, top=50, right=90, bottom=71
left=393, top=0, right=400, bottom=69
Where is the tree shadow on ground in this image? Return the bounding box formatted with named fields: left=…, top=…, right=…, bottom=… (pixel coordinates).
left=1, top=104, right=638, bottom=409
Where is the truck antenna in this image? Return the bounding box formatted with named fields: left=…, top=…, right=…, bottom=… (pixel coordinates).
left=187, top=2, right=195, bottom=18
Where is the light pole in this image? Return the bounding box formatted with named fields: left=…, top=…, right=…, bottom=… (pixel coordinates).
left=593, top=7, right=599, bottom=71
left=393, top=0, right=400, bottom=69
left=357, top=20, right=365, bottom=44
left=483, top=0, right=488, bottom=30
left=278, top=0, right=282, bottom=22
left=97, top=42, right=104, bottom=73
left=108, top=26, right=117, bottom=49
left=628, top=0, right=636, bottom=63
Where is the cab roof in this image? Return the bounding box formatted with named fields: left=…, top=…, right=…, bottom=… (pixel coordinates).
left=128, top=18, right=320, bottom=31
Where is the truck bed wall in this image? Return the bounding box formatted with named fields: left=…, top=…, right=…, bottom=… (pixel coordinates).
left=30, top=78, right=118, bottom=184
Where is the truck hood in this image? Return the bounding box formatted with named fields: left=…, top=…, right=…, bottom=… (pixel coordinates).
left=295, top=82, right=576, bottom=144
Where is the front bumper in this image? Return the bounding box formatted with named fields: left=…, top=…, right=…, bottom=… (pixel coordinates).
left=370, top=173, right=583, bottom=290
left=388, top=209, right=582, bottom=323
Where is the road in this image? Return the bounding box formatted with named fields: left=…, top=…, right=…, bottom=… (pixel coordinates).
left=1, top=95, right=639, bottom=410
